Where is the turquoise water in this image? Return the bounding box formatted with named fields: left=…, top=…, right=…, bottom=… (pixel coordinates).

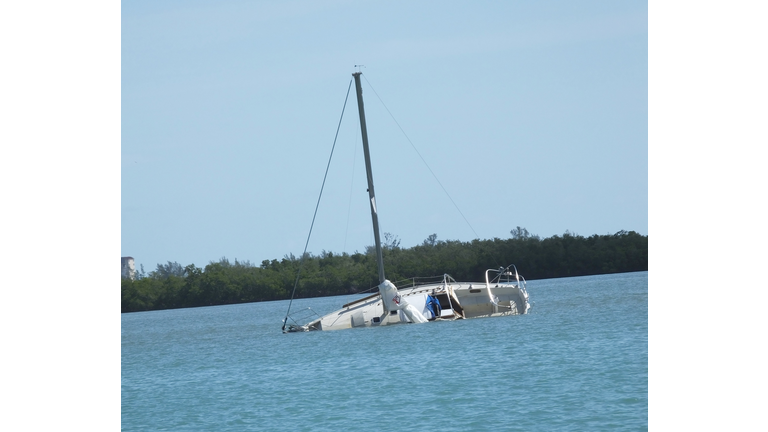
left=122, top=272, right=647, bottom=431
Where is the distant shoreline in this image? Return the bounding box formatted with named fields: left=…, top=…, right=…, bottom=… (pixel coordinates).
left=122, top=230, right=647, bottom=313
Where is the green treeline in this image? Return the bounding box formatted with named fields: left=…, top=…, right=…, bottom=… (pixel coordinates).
left=121, top=229, right=647, bottom=313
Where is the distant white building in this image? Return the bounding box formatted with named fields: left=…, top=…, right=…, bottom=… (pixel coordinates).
left=122, top=257, right=136, bottom=280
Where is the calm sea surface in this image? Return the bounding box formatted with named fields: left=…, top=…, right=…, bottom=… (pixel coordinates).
left=122, top=272, right=648, bottom=431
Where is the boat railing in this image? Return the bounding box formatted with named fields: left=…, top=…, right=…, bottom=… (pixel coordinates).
left=283, top=307, right=322, bottom=333
left=484, top=264, right=525, bottom=311
left=339, top=275, right=449, bottom=309
left=393, top=274, right=452, bottom=289
left=341, top=291, right=380, bottom=309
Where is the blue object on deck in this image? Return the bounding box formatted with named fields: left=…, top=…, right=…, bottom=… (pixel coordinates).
left=425, top=295, right=442, bottom=319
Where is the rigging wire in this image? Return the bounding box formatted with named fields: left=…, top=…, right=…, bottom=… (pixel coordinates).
left=281, top=78, right=353, bottom=332
left=361, top=74, right=480, bottom=240
left=362, top=74, right=505, bottom=269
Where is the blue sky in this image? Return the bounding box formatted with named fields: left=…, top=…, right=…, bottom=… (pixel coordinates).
left=122, top=0, right=648, bottom=271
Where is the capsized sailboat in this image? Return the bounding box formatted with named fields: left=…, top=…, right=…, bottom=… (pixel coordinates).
left=284, top=72, right=530, bottom=332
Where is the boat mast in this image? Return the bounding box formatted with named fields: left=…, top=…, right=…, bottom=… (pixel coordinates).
left=353, top=72, right=386, bottom=284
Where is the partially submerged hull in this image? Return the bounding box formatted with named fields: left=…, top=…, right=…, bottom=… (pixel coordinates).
left=290, top=270, right=530, bottom=332
left=281, top=74, right=532, bottom=333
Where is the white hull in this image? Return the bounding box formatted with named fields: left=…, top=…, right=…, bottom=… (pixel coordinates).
left=295, top=274, right=530, bottom=331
